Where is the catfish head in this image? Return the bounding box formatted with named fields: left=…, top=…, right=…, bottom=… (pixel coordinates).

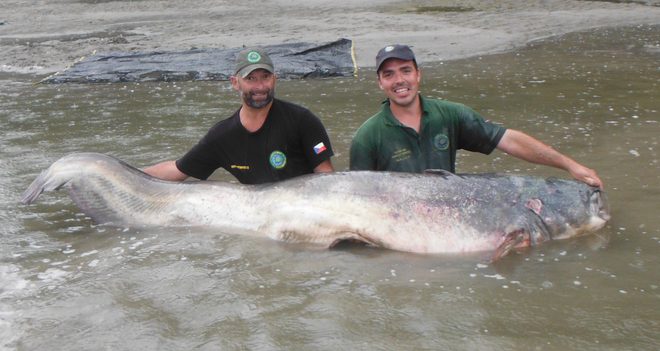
left=525, top=178, right=610, bottom=243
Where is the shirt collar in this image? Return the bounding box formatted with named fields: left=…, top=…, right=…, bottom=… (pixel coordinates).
left=380, top=94, right=430, bottom=127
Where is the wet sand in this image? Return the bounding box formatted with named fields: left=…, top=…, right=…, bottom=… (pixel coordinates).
left=1, top=0, right=659, bottom=76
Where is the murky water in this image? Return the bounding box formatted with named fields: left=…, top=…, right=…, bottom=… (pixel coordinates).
left=2, top=26, right=659, bottom=350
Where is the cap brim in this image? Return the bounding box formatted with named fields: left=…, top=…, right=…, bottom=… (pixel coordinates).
left=377, top=54, right=416, bottom=72
left=237, top=64, right=274, bottom=78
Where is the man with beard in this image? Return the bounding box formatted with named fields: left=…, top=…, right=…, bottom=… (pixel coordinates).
left=350, top=44, right=603, bottom=188
left=145, top=47, right=334, bottom=184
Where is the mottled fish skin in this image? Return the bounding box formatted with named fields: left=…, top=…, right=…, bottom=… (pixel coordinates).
left=21, top=153, right=610, bottom=260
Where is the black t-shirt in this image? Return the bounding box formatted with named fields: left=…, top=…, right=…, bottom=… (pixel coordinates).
left=176, top=99, right=334, bottom=184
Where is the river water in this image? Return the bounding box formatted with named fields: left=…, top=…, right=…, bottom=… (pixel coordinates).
left=1, top=26, right=659, bottom=350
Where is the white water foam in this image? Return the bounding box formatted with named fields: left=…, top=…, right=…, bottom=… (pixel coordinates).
left=0, top=64, right=47, bottom=74
left=0, top=264, right=32, bottom=350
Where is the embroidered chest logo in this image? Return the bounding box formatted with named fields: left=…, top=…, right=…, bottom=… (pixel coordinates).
left=392, top=148, right=412, bottom=162
left=269, top=150, right=287, bottom=169
left=433, top=134, right=449, bottom=151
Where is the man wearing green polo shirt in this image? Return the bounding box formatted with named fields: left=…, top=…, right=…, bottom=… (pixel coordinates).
left=350, top=44, right=603, bottom=188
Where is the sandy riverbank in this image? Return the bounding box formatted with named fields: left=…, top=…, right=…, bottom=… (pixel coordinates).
left=1, top=0, right=659, bottom=76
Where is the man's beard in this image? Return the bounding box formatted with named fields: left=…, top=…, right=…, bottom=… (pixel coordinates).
left=242, top=89, right=275, bottom=109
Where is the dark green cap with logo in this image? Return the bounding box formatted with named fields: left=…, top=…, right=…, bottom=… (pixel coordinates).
left=234, top=48, right=274, bottom=78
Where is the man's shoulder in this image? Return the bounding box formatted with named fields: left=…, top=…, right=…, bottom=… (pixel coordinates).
left=269, top=99, right=329, bottom=138
left=353, top=109, right=388, bottom=145
left=422, top=96, right=477, bottom=123
left=422, top=96, right=467, bottom=111
left=206, top=112, right=240, bottom=137
left=357, top=109, right=386, bottom=129
left=272, top=98, right=313, bottom=116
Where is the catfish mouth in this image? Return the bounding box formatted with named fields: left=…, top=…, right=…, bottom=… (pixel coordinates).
left=592, top=189, right=611, bottom=224
left=545, top=188, right=611, bottom=242
left=578, top=189, right=610, bottom=235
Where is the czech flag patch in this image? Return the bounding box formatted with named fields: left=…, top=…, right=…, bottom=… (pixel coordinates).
left=313, top=142, right=327, bottom=154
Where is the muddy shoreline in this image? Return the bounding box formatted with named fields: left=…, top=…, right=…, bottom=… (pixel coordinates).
left=1, top=0, right=659, bottom=76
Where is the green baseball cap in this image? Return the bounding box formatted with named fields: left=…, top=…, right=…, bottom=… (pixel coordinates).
left=234, top=48, right=274, bottom=78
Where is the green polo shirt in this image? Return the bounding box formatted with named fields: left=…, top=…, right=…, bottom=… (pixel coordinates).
left=349, top=95, right=506, bottom=173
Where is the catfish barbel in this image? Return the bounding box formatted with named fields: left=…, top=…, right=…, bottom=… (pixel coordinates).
left=21, top=153, right=610, bottom=260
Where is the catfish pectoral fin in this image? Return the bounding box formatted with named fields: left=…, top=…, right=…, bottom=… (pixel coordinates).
left=329, top=232, right=380, bottom=249
left=491, top=229, right=531, bottom=262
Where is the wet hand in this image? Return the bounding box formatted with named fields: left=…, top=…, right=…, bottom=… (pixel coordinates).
left=570, top=165, right=603, bottom=189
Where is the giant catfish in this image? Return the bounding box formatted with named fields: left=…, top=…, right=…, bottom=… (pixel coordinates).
left=21, top=153, right=610, bottom=260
